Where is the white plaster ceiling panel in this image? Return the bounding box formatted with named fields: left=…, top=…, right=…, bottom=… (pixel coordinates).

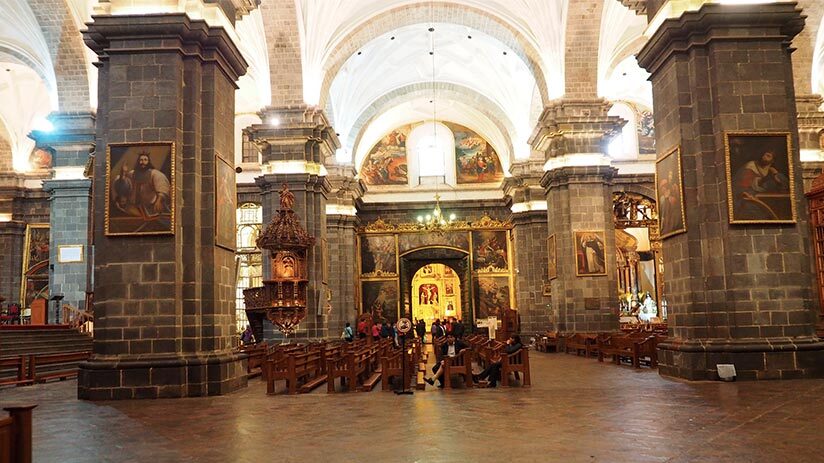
left=598, top=0, right=652, bottom=109
left=0, top=0, right=57, bottom=106
left=297, top=0, right=567, bottom=104
left=330, top=22, right=535, bottom=165
left=0, top=63, right=53, bottom=171
left=235, top=9, right=273, bottom=112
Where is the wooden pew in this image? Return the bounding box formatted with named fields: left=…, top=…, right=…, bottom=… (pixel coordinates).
left=443, top=348, right=473, bottom=389
left=598, top=334, right=658, bottom=368
left=0, top=357, right=31, bottom=387
left=501, top=347, right=531, bottom=387
left=0, top=405, right=36, bottom=463
left=535, top=332, right=558, bottom=353
left=564, top=333, right=598, bottom=357
left=30, top=352, right=91, bottom=383
left=380, top=350, right=403, bottom=391
left=238, top=343, right=268, bottom=379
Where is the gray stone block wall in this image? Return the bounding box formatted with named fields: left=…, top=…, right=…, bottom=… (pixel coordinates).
left=511, top=210, right=551, bottom=334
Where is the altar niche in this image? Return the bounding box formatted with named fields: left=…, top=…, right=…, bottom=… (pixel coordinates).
left=404, top=253, right=468, bottom=331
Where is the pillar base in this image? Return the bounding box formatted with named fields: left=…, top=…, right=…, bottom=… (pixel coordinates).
left=657, top=338, right=824, bottom=381
left=78, top=352, right=247, bottom=400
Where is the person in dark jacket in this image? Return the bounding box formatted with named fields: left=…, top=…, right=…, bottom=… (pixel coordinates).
left=473, top=335, right=523, bottom=387
left=415, top=319, right=427, bottom=342
left=425, top=336, right=469, bottom=387
left=452, top=318, right=465, bottom=339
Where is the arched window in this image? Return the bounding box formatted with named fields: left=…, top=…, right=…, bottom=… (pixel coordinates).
left=235, top=203, right=263, bottom=333
left=408, top=122, right=454, bottom=179
left=607, top=102, right=639, bottom=160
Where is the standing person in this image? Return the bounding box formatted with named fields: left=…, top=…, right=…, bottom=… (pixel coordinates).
left=343, top=322, right=354, bottom=342
left=445, top=318, right=453, bottom=336
left=357, top=318, right=368, bottom=339
left=372, top=322, right=381, bottom=341
left=416, top=318, right=427, bottom=343
left=453, top=318, right=465, bottom=339
left=240, top=325, right=254, bottom=345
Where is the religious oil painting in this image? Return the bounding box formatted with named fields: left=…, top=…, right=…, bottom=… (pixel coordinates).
left=449, top=123, right=504, bottom=184
left=106, top=142, right=175, bottom=236
left=724, top=133, right=796, bottom=224
left=361, top=280, right=399, bottom=323
left=547, top=234, right=557, bottom=280
left=472, top=230, right=508, bottom=272
left=444, top=280, right=455, bottom=296
left=655, top=146, right=687, bottom=238
left=360, top=235, right=397, bottom=277
left=574, top=231, right=607, bottom=277
left=418, top=283, right=439, bottom=305
left=28, top=147, right=53, bottom=170
left=361, top=126, right=410, bottom=186
left=473, top=275, right=511, bottom=319
left=21, top=224, right=49, bottom=307
left=215, top=156, right=236, bottom=250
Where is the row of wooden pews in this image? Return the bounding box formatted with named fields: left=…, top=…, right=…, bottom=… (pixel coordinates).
left=0, top=352, right=91, bottom=387
left=448, top=334, right=531, bottom=388
left=540, top=330, right=666, bottom=369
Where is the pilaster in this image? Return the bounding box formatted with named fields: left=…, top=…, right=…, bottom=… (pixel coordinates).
left=637, top=2, right=824, bottom=380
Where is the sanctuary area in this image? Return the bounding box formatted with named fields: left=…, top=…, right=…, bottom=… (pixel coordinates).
left=2, top=0, right=824, bottom=461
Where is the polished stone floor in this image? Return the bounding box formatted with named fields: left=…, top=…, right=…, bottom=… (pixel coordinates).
left=2, top=350, right=824, bottom=463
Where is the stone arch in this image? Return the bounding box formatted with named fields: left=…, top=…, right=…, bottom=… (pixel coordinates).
left=565, top=0, right=606, bottom=98
left=349, top=82, right=515, bottom=169
left=399, top=246, right=472, bottom=323
left=259, top=0, right=303, bottom=106
left=26, top=0, right=93, bottom=111
left=0, top=119, right=14, bottom=172
left=613, top=180, right=656, bottom=203
left=318, top=2, right=551, bottom=110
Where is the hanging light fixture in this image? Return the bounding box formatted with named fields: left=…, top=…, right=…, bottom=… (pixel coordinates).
left=415, top=4, right=456, bottom=232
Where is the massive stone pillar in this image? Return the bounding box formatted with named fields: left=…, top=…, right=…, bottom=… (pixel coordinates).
left=533, top=100, right=624, bottom=333
left=325, top=165, right=363, bottom=336
left=31, top=112, right=96, bottom=315
left=247, top=106, right=338, bottom=341
left=637, top=3, right=824, bottom=380
left=504, top=160, right=551, bottom=333
left=78, top=13, right=249, bottom=399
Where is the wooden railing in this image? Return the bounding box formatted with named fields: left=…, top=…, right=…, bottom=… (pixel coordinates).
left=0, top=405, right=36, bottom=463
left=61, top=304, right=93, bottom=335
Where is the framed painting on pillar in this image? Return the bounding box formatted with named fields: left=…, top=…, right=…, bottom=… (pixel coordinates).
left=105, top=142, right=175, bottom=236
left=724, top=132, right=796, bottom=224
left=215, top=155, right=236, bottom=250
left=20, top=224, right=49, bottom=307
left=655, top=146, right=687, bottom=239
left=547, top=234, right=557, bottom=280
left=573, top=231, right=607, bottom=277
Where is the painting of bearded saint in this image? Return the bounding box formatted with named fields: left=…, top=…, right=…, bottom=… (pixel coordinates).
left=725, top=133, right=796, bottom=223
left=106, top=142, right=175, bottom=235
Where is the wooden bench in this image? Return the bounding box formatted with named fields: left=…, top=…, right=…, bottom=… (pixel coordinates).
left=0, top=357, right=31, bottom=387
left=598, top=334, right=658, bottom=368
left=238, top=343, right=268, bottom=379
left=380, top=350, right=403, bottom=391
left=535, top=332, right=558, bottom=353
left=264, top=349, right=326, bottom=395
left=30, top=352, right=90, bottom=383
left=0, top=405, right=36, bottom=463
left=564, top=333, right=597, bottom=357
left=501, top=347, right=531, bottom=387
left=443, top=348, right=473, bottom=389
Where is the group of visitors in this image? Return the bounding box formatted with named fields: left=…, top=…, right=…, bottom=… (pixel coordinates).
left=352, top=319, right=402, bottom=346
left=425, top=317, right=465, bottom=342
left=424, top=334, right=523, bottom=388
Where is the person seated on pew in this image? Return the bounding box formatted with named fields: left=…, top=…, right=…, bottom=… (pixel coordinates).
left=240, top=325, right=255, bottom=345
left=424, top=335, right=469, bottom=388
left=473, top=335, right=523, bottom=388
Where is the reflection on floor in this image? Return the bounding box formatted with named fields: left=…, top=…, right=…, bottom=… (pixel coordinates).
left=2, top=352, right=824, bottom=462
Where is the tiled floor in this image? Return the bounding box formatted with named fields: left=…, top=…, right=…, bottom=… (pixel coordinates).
left=2, top=351, right=824, bottom=463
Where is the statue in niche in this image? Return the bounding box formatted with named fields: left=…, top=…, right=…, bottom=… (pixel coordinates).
left=638, top=292, right=658, bottom=322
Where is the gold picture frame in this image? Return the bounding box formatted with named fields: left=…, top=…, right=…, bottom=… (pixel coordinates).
left=215, top=155, right=236, bottom=250
left=724, top=132, right=796, bottom=224
left=655, top=146, right=687, bottom=239
left=547, top=234, right=557, bottom=280
left=105, top=142, right=175, bottom=236
left=573, top=230, right=607, bottom=277
left=20, top=223, right=49, bottom=306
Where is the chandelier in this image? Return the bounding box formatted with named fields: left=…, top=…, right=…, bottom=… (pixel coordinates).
left=416, top=193, right=456, bottom=231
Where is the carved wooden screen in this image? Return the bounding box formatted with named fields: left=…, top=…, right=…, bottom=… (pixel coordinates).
left=806, top=174, right=824, bottom=318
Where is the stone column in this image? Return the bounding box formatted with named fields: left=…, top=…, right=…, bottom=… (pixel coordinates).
left=79, top=13, right=249, bottom=399
left=31, top=112, right=96, bottom=315
left=637, top=3, right=824, bottom=380
left=504, top=160, right=551, bottom=334
left=533, top=99, right=624, bottom=333
left=325, top=165, right=363, bottom=336
left=0, top=221, right=26, bottom=304
left=247, top=106, right=338, bottom=341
